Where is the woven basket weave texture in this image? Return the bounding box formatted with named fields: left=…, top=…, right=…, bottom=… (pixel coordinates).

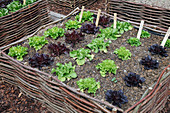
left=0, top=0, right=52, bottom=47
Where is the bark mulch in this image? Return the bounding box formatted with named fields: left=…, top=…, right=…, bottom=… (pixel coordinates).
left=0, top=81, right=51, bottom=113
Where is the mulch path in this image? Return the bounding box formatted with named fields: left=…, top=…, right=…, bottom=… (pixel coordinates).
left=0, top=81, right=51, bottom=113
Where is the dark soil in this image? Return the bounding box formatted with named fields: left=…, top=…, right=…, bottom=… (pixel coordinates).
left=13, top=14, right=170, bottom=111
left=49, top=0, right=106, bottom=15
left=0, top=81, right=51, bottom=113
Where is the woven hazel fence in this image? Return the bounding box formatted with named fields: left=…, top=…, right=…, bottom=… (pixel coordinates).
left=0, top=7, right=170, bottom=113
left=106, top=0, right=170, bottom=35
left=0, top=0, right=52, bottom=48
left=48, top=0, right=98, bottom=9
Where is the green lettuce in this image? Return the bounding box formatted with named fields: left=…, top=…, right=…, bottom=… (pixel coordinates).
left=51, top=62, right=77, bottom=82
left=70, top=48, right=94, bottom=65
left=96, top=59, right=118, bottom=77
left=114, top=47, right=131, bottom=60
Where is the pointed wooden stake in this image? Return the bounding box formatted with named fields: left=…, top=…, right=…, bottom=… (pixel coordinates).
left=23, top=0, right=26, bottom=5
left=95, top=9, right=101, bottom=27
left=112, top=107, right=117, bottom=113
left=137, top=20, right=144, bottom=39
left=79, top=6, right=85, bottom=22
left=161, top=27, right=170, bottom=47
left=113, top=13, right=117, bottom=29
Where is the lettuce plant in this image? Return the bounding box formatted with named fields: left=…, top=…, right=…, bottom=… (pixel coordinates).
left=114, top=47, right=131, bottom=60
left=140, top=55, right=159, bottom=70
left=51, top=62, right=77, bottom=82
left=97, top=27, right=121, bottom=40
left=96, top=59, right=118, bottom=77
left=29, top=36, right=48, bottom=51
left=65, top=20, right=81, bottom=30
left=105, top=89, right=128, bottom=108
left=48, top=42, right=70, bottom=57
left=7, top=0, right=22, bottom=12
left=44, top=27, right=65, bottom=39
left=8, top=45, right=28, bottom=61
left=164, top=39, right=170, bottom=48
left=148, top=44, right=168, bottom=57
left=70, top=48, right=94, bottom=65
left=65, top=30, right=85, bottom=47
left=87, top=38, right=111, bottom=53
left=124, top=72, right=145, bottom=88
left=77, top=77, right=100, bottom=95
left=0, top=8, right=9, bottom=17
left=111, top=21, right=133, bottom=34
left=75, top=11, right=94, bottom=22
left=29, top=53, right=53, bottom=69
left=80, top=23, right=99, bottom=34
left=93, top=16, right=110, bottom=28
left=141, top=30, right=151, bottom=38
left=127, top=37, right=141, bottom=47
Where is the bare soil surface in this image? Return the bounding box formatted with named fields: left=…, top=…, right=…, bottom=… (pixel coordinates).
left=12, top=14, right=170, bottom=111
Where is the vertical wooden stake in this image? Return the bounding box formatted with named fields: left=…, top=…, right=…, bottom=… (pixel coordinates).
left=23, top=0, right=26, bottom=5
left=95, top=9, right=101, bottom=27
left=148, top=87, right=153, bottom=93
left=112, top=108, right=117, bottom=113
left=137, top=20, right=144, bottom=40
left=79, top=6, right=85, bottom=22
left=113, top=13, right=117, bottom=29
left=161, top=27, right=170, bottom=47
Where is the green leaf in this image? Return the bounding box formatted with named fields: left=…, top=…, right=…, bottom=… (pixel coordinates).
left=70, top=51, right=77, bottom=58
left=127, top=37, right=141, bottom=47
left=8, top=45, right=28, bottom=61
left=58, top=76, right=66, bottom=82
left=87, top=38, right=111, bottom=53
left=29, top=36, right=48, bottom=51
left=7, top=1, right=22, bottom=12
left=76, top=59, right=85, bottom=65
left=51, top=62, right=77, bottom=82
left=111, top=21, right=133, bottom=34
left=69, top=72, right=77, bottom=78
left=77, top=78, right=100, bottom=96
left=96, top=59, right=118, bottom=77
left=44, top=27, right=65, bottom=39
left=0, top=8, right=9, bottom=17
left=164, top=39, right=170, bottom=48
left=114, top=46, right=131, bottom=60
left=141, top=30, right=151, bottom=38
left=75, top=11, right=94, bottom=23
left=98, top=27, right=121, bottom=40
left=65, top=20, right=82, bottom=30
left=70, top=48, right=93, bottom=65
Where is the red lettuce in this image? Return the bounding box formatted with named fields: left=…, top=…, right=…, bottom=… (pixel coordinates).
left=124, top=72, right=145, bottom=88
left=48, top=42, right=70, bottom=57
left=140, top=55, right=159, bottom=70
left=65, top=30, right=85, bottom=47
left=148, top=44, right=168, bottom=57
left=105, top=89, right=128, bottom=108
left=80, top=23, right=99, bottom=34
left=93, top=16, right=110, bottom=28
left=29, top=53, right=53, bottom=69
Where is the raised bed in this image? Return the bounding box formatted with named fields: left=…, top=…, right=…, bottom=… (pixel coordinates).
left=106, top=0, right=170, bottom=35
left=0, top=0, right=52, bottom=47
left=0, top=8, right=169, bottom=113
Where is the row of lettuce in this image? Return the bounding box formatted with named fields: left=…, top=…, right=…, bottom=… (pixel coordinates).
left=7, top=11, right=169, bottom=108
left=0, top=0, right=37, bottom=17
